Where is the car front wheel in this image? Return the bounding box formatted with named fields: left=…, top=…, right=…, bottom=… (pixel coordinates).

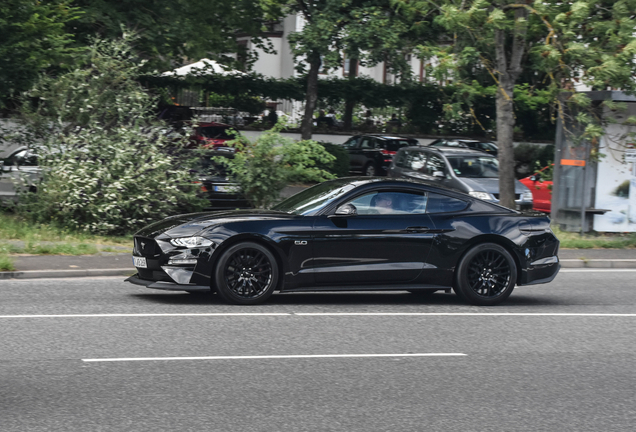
left=214, top=242, right=278, bottom=305
left=454, top=243, right=517, bottom=306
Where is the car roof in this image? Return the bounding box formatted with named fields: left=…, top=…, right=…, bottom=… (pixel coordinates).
left=336, top=176, right=474, bottom=198
left=405, top=146, right=495, bottom=157
left=363, top=134, right=417, bottom=140
left=197, top=122, right=233, bottom=128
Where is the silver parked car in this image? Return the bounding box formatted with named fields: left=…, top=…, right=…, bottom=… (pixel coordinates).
left=0, top=147, right=40, bottom=203
left=388, top=146, right=533, bottom=210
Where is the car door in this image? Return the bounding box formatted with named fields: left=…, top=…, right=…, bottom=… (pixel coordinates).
left=346, top=137, right=366, bottom=172
left=311, top=189, right=435, bottom=285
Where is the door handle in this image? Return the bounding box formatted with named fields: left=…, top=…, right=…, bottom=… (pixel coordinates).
left=406, top=226, right=429, bottom=233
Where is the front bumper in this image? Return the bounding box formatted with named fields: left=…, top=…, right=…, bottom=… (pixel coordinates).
left=125, top=274, right=211, bottom=292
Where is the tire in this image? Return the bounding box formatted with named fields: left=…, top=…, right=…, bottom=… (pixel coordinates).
left=214, top=242, right=278, bottom=305
left=454, top=243, right=517, bottom=306
left=364, top=163, right=377, bottom=176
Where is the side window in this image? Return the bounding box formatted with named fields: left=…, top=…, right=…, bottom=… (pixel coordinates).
left=343, top=137, right=359, bottom=149
left=343, top=190, right=428, bottom=215
left=394, top=150, right=407, bottom=168
left=360, top=138, right=373, bottom=149
left=8, top=150, right=38, bottom=167
left=426, top=193, right=468, bottom=213
left=409, top=151, right=427, bottom=171
left=423, top=154, right=446, bottom=176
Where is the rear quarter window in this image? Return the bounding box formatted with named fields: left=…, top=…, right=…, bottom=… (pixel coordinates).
left=426, top=193, right=468, bottom=213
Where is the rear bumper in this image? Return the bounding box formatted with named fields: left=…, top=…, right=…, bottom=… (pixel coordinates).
left=125, top=274, right=210, bottom=292
left=519, top=256, right=560, bottom=286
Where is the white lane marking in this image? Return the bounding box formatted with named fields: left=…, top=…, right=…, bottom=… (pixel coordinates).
left=296, top=313, right=636, bottom=316
left=560, top=269, right=636, bottom=272
left=0, top=313, right=289, bottom=318
left=1, top=312, right=636, bottom=318
left=82, top=353, right=467, bottom=362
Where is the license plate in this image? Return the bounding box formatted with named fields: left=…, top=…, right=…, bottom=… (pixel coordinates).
left=214, top=185, right=237, bottom=193
left=133, top=256, right=147, bottom=268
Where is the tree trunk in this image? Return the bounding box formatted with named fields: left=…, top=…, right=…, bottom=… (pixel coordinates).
left=300, top=53, right=321, bottom=140
left=343, top=58, right=358, bottom=130
left=496, top=79, right=517, bottom=209
left=493, top=7, right=528, bottom=209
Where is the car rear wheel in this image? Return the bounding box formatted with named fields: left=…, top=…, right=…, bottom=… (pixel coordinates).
left=454, top=243, right=516, bottom=306
left=364, top=163, right=377, bottom=176
left=214, top=242, right=278, bottom=305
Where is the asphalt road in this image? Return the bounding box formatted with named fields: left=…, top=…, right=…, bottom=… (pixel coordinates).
left=1, top=270, right=635, bottom=431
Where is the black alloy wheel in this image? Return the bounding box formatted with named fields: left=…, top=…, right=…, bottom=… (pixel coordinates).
left=364, top=163, right=377, bottom=176
left=214, top=242, right=278, bottom=305
left=454, top=243, right=517, bottom=306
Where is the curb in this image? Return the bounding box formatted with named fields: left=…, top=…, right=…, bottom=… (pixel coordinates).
left=0, top=268, right=135, bottom=280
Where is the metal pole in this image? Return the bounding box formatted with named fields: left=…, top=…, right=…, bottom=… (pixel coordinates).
left=580, top=139, right=589, bottom=236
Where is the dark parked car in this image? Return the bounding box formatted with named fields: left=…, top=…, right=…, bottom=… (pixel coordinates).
left=342, top=135, right=418, bottom=176
left=389, top=146, right=534, bottom=210
left=190, top=150, right=252, bottom=210
left=429, top=139, right=498, bottom=156
left=126, top=177, right=560, bottom=306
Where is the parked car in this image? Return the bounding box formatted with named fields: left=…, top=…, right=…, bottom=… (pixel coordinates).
left=519, top=165, right=553, bottom=213
left=0, top=147, right=40, bottom=204
left=190, top=150, right=252, bottom=210
left=429, top=139, right=498, bottom=156
left=126, top=177, right=560, bottom=306
left=388, top=146, right=533, bottom=210
left=342, top=134, right=418, bottom=176
left=189, top=122, right=238, bottom=149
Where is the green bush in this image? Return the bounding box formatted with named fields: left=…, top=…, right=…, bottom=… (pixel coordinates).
left=15, top=35, right=206, bottom=235
left=316, top=141, right=350, bottom=177
left=213, top=122, right=336, bottom=209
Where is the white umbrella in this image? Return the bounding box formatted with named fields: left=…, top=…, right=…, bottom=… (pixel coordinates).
left=161, top=58, right=244, bottom=77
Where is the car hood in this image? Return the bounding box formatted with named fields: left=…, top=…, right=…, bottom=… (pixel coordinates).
left=135, top=209, right=297, bottom=239
left=459, top=177, right=530, bottom=194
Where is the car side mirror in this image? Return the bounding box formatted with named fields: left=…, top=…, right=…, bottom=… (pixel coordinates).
left=334, top=203, right=357, bottom=216
left=433, top=171, right=445, bottom=178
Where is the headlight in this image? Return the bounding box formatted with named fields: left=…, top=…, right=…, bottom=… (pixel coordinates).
left=169, top=236, right=213, bottom=248
left=522, top=190, right=533, bottom=202
left=469, top=191, right=493, bottom=201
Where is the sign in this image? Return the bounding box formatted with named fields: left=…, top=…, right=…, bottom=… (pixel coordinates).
left=625, top=150, right=636, bottom=163
left=561, top=159, right=586, bottom=167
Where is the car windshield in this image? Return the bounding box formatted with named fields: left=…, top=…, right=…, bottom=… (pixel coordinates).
left=447, top=156, right=499, bottom=178
left=199, top=126, right=233, bottom=140
left=272, top=179, right=357, bottom=215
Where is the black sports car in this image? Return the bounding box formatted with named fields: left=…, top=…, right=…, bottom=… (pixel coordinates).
left=126, top=178, right=560, bottom=306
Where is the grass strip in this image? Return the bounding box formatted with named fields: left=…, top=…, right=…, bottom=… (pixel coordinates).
left=0, top=254, right=15, bottom=272
left=553, top=226, right=636, bottom=249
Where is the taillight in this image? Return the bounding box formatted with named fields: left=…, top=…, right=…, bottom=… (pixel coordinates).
left=380, top=149, right=396, bottom=155
left=192, top=181, right=208, bottom=192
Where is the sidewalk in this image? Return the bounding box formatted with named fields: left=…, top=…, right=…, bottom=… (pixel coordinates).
left=1, top=249, right=636, bottom=281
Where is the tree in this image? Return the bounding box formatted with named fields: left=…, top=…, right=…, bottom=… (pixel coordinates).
left=67, top=0, right=275, bottom=71
left=400, top=0, right=636, bottom=208
left=282, top=0, right=414, bottom=139
left=0, top=0, right=80, bottom=109
left=17, top=35, right=206, bottom=235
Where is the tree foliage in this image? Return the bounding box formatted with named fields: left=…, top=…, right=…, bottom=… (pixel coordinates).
left=396, top=0, right=636, bottom=208
left=0, top=0, right=80, bottom=108
left=16, top=35, right=206, bottom=235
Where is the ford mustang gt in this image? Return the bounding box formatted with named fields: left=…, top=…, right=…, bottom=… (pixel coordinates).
left=126, top=177, right=560, bottom=306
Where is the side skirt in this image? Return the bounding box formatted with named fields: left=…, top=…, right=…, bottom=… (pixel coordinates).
left=281, top=284, right=451, bottom=293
